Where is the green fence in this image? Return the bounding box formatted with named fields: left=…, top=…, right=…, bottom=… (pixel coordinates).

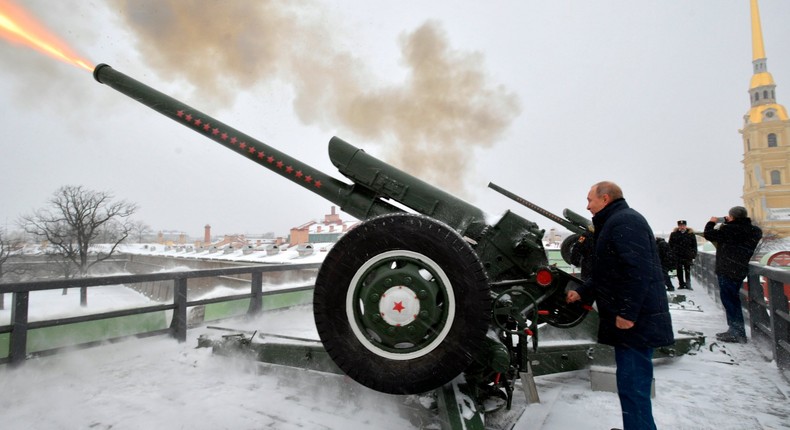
left=0, top=263, right=321, bottom=364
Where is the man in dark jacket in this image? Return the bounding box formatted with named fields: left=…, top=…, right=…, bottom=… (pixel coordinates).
left=703, top=206, right=762, bottom=343
left=669, top=220, right=698, bottom=289
left=567, top=181, right=673, bottom=430
left=656, top=237, right=676, bottom=291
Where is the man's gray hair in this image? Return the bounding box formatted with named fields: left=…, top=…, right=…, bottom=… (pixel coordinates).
left=729, top=206, right=748, bottom=219
left=593, top=181, right=623, bottom=200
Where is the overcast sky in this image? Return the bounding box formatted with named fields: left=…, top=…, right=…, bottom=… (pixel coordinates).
left=2, top=0, right=790, bottom=239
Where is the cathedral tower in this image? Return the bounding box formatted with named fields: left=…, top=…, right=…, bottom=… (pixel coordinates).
left=741, top=0, right=790, bottom=237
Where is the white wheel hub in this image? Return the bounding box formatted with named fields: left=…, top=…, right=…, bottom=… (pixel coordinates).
left=379, top=286, right=420, bottom=326
left=347, top=250, right=456, bottom=360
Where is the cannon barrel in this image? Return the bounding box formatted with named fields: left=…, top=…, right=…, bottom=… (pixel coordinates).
left=94, top=63, right=494, bottom=241
left=92, top=64, right=542, bottom=277
left=92, top=64, right=402, bottom=222
left=488, top=182, right=591, bottom=234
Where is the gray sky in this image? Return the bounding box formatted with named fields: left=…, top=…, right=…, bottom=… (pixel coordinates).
left=2, top=0, right=789, bottom=239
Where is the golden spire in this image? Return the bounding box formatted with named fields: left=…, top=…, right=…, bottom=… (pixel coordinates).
left=751, top=0, right=765, bottom=61
left=745, top=0, right=787, bottom=124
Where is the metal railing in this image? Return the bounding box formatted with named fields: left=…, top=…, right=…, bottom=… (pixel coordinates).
left=0, top=262, right=321, bottom=365
left=693, top=252, right=790, bottom=373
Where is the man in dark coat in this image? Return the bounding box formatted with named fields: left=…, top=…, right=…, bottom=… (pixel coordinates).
left=669, top=220, right=698, bottom=289
left=567, top=181, right=674, bottom=430
left=656, top=237, right=676, bottom=291
left=703, top=206, right=762, bottom=343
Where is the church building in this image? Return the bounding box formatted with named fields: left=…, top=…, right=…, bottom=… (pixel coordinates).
left=741, top=0, right=790, bottom=237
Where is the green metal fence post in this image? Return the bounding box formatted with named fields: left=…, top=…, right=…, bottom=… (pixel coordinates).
left=9, top=291, right=30, bottom=365
left=767, top=278, right=790, bottom=370
left=170, top=277, right=187, bottom=342
left=247, top=271, right=263, bottom=316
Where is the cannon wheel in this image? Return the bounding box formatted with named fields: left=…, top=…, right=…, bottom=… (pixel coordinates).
left=560, top=233, right=582, bottom=266
left=313, top=213, right=491, bottom=394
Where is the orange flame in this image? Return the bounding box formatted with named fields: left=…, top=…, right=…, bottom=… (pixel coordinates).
left=0, top=0, right=93, bottom=71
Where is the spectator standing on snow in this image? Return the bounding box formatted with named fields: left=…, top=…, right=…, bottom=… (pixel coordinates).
left=703, top=206, right=762, bottom=344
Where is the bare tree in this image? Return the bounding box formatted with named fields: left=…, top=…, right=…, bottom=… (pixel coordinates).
left=131, top=220, right=154, bottom=243
left=0, top=228, right=25, bottom=310
left=19, top=185, right=137, bottom=306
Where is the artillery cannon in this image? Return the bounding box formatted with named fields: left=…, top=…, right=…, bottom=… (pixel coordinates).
left=93, top=64, right=589, bottom=401
left=488, top=182, right=594, bottom=280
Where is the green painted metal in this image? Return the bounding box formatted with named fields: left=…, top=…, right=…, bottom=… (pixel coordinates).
left=0, top=333, right=8, bottom=359
left=437, top=381, right=486, bottom=430
left=201, top=290, right=314, bottom=322
left=261, top=289, right=313, bottom=311
left=351, top=254, right=449, bottom=354
left=200, top=331, right=343, bottom=375
left=0, top=313, right=167, bottom=358
left=202, top=299, right=251, bottom=322
left=93, top=64, right=400, bottom=224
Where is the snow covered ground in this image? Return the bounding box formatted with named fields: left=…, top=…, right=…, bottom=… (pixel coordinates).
left=1, top=277, right=789, bottom=429
left=121, top=242, right=333, bottom=265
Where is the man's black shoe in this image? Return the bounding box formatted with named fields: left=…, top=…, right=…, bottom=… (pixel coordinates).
left=717, top=332, right=747, bottom=343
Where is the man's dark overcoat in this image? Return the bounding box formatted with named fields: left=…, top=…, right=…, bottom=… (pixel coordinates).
left=575, top=198, right=674, bottom=348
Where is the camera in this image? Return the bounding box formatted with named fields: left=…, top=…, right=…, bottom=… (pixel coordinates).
left=716, top=217, right=726, bottom=223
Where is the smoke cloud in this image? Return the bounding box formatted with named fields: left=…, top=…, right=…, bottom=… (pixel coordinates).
left=111, top=0, right=521, bottom=196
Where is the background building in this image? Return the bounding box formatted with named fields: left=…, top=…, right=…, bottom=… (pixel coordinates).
left=742, top=0, right=790, bottom=238
left=288, top=206, right=358, bottom=246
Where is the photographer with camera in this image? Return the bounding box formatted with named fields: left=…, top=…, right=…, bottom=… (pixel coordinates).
left=703, top=206, right=762, bottom=344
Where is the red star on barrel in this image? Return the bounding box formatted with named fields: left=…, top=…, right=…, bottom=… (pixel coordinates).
left=393, top=301, right=405, bottom=313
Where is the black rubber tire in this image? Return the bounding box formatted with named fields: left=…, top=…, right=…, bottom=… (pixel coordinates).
left=313, top=213, right=491, bottom=394
left=560, top=233, right=582, bottom=266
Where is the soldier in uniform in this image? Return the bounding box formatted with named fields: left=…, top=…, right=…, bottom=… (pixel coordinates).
left=669, top=220, right=697, bottom=290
